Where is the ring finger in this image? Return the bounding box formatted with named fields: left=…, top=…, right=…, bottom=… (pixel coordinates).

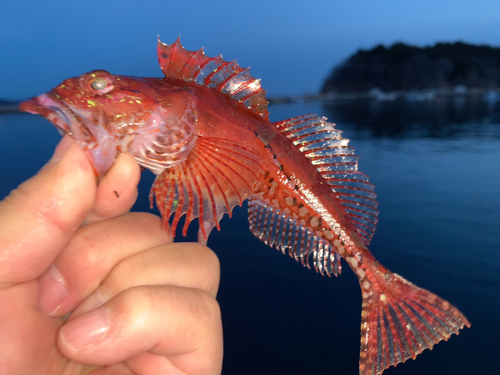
left=71, top=241, right=220, bottom=318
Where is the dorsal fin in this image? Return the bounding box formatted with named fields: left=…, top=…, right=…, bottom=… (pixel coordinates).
left=157, top=37, right=270, bottom=119
left=275, top=114, right=379, bottom=246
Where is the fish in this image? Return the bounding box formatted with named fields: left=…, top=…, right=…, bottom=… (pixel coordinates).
left=20, top=37, right=470, bottom=375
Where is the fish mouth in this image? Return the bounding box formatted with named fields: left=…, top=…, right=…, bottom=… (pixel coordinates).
left=20, top=94, right=121, bottom=177
left=20, top=95, right=72, bottom=136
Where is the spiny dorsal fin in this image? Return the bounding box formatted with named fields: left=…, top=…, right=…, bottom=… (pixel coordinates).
left=157, top=37, right=269, bottom=119
left=275, top=114, right=379, bottom=246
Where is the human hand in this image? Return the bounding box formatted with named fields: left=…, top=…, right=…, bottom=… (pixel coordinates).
left=0, top=136, right=223, bottom=375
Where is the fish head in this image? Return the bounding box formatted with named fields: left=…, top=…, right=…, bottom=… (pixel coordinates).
left=20, top=69, right=176, bottom=177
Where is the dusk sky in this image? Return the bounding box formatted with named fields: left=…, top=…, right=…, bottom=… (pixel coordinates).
left=1, top=0, right=499, bottom=100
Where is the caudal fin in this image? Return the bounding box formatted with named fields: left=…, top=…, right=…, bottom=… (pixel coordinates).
left=359, top=273, right=470, bottom=375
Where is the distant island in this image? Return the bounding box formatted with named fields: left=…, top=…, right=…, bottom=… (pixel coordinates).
left=321, top=42, right=500, bottom=94
left=2, top=42, right=500, bottom=112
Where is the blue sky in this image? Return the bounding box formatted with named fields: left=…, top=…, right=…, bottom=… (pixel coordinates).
left=1, top=0, right=499, bottom=99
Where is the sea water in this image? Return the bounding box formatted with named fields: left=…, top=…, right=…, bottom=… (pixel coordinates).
left=1, top=97, right=498, bottom=374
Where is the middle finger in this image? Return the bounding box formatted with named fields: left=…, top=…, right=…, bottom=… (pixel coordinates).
left=37, top=212, right=172, bottom=316
left=72, top=242, right=221, bottom=318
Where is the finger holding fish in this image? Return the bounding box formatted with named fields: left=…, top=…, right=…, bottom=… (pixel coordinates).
left=58, top=285, right=223, bottom=375
left=0, top=137, right=98, bottom=374
left=84, top=151, right=141, bottom=224
left=71, top=241, right=220, bottom=319
left=0, top=137, right=95, bottom=286
left=37, top=212, right=172, bottom=316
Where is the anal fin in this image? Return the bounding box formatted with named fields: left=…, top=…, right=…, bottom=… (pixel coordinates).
left=359, top=273, right=470, bottom=375
left=248, top=198, right=341, bottom=277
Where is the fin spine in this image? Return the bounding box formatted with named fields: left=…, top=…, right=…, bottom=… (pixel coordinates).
left=158, top=38, right=269, bottom=119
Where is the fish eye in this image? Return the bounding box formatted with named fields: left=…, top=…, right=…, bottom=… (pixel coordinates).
left=91, top=77, right=108, bottom=91
left=80, top=70, right=116, bottom=95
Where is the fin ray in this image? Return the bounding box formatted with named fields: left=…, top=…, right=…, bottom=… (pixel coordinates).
left=248, top=198, right=341, bottom=277
left=275, top=114, right=379, bottom=245
left=150, top=137, right=262, bottom=242
left=359, top=273, right=470, bottom=375
left=158, top=37, right=269, bottom=119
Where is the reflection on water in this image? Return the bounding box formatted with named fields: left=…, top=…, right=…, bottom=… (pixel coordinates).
left=321, top=97, right=500, bottom=139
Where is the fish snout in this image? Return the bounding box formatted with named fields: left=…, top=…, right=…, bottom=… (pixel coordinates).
left=19, top=94, right=71, bottom=135
left=20, top=96, right=51, bottom=118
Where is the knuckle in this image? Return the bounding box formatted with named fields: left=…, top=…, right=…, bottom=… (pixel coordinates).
left=191, top=289, right=222, bottom=325
left=67, top=227, right=101, bottom=269
left=123, top=212, right=163, bottom=230
left=116, top=285, right=156, bottom=327
left=104, top=256, right=136, bottom=292
left=190, top=243, right=221, bottom=274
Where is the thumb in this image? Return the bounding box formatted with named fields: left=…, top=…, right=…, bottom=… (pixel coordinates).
left=0, top=136, right=96, bottom=287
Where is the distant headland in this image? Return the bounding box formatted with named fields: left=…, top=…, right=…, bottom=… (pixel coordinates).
left=321, top=41, right=500, bottom=95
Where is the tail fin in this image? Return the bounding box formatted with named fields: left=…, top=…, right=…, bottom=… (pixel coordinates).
left=359, top=273, right=470, bottom=375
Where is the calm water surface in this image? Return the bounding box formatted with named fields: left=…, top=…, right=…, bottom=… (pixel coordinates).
left=1, top=98, right=499, bottom=375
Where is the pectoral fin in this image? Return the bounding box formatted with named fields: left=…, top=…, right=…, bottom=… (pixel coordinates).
left=150, top=136, right=262, bottom=242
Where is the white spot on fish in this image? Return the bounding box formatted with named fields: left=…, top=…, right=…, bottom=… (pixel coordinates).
left=356, top=268, right=366, bottom=279
left=285, top=196, right=294, bottom=206
left=380, top=294, right=386, bottom=302
left=299, top=207, right=308, bottom=217
left=362, top=280, right=371, bottom=290
left=364, top=290, right=374, bottom=298
left=346, top=257, right=358, bottom=268
left=337, top=245, right=345, bottom=256
left=310, top=217, right=319, bottom=227
left=324, top=230, right=334, bottom=240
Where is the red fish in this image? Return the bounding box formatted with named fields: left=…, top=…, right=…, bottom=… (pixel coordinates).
left=20, top=37, right=470, bottom=375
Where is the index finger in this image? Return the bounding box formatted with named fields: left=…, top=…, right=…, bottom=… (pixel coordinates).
left=83, top=152, right=141, bottom=225
left=0, top=137, right=96, bottom=286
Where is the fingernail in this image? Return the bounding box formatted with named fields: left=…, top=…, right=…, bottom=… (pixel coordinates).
left=61, top=308, right=109, bottom=350
left=38, top=264, right=68, bottom=316
left=50, top=135, right=74, bottom=162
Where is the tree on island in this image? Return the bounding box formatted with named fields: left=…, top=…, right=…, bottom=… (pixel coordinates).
left=321, top=42, right=500, bottom=93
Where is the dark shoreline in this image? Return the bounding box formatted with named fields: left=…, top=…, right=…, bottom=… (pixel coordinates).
left=0, top=101, right=21, bottom=114
left=267, top=87, right=500, bottom=104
